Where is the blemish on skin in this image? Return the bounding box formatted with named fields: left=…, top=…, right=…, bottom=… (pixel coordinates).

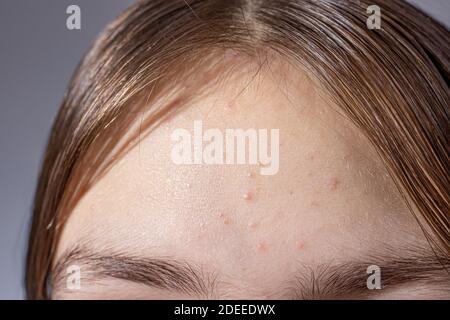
left=243, top=191, right=253, bottom=201
left=247, top=172, right=253, bottom=178
left=257, top=241, right=268, bottom=253
left=289, top=189, right=294, bottom=195
left=310, top=200, right=320, bottom=207
left=296, top=241, right=306, bottom=251
left=219, top=213, right=232, bottom=225
left=226, top=101, right=235, bottom=110
left=328, top=177, right=340, bottom=191
left=248, top=221, right=259, bottom=230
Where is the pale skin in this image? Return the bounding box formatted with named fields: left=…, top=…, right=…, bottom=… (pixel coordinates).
left=53, top=58, right=450, bottom=299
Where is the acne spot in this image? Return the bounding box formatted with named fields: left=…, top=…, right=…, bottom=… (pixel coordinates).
left=243, top=191, right=253, bottom=201
left=296, top=241, right=306, bottom=251
left=248, top=221, right=259, bottom=230
left=227, top=101, right=235, bottom=110
left=257, top=241, right=268, bottom=253
left=328, top=177, right=340, bottom=191
left=310, top=200, right=320, bottom=207
left=289, top=189, right=294, bottom=196
left=219, top=213, right=232, bottom=226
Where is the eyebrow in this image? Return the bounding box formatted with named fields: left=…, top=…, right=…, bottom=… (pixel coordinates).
left=52, top=243, right=450, bottom=299
left=290, top=246, right=450, bottom=299
left=52, top=244, right=217, bottom=298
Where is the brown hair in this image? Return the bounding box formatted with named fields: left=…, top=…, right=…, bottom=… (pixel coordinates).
left=26, top=0, right=449, bottom=299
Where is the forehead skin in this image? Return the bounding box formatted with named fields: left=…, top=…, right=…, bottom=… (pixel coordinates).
left=54, top=59, right=431, bottom=299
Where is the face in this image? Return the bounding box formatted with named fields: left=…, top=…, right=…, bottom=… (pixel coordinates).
left=53, top=59, right=449, bottom=299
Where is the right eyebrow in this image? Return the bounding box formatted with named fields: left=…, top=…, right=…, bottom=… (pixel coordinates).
left=52, top=244, right=217, bottom=298
left=290, top=244, right=450, bottom=299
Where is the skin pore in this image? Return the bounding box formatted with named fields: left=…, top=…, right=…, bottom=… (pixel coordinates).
left=52, top=57, right=449, bottom=300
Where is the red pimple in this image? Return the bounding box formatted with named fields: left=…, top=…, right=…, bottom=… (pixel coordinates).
left=243, top=191, right=253, bottom=201
left=328, top=177, right=340, bottom=191
left=248, top=221, right=259, bottom=230
left=219, top=213, right=232, bottom=225
left=296, top=241, right=306, bottom=251
left=226, top=102, right=234, bottom=109
left=257, top=241, right=268, bottom=253
left=310, top=200, right=320, bottom=207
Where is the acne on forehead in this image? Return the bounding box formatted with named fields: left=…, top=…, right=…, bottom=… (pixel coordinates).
left=56, top=62, right=415, bottom=280
left=243, top=191, right=253, bottom=201
left=327, top=177, right=340, bottom=191
left=210, top=170, right=342, bottom=255
left=256, top=241, right=269, bottom=253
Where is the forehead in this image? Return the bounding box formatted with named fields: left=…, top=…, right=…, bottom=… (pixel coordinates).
left=55, top=62, right=423, bottom=293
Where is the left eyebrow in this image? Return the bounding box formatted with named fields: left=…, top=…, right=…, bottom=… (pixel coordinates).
left=52, top=244, right=217, bottom=298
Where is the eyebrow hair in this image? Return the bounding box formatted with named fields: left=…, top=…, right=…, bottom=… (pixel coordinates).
left=52, top=243, right=450, bottom=299
left=290, top=248, right=450, bottom=299
left=52, top=244, right=218, bottom=298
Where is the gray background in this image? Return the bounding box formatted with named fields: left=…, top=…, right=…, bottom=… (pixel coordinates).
left=0, top=0, right=448, bottom=300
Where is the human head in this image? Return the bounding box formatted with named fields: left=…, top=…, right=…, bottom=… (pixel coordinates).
left=26, top=0, right=449, bottom=299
